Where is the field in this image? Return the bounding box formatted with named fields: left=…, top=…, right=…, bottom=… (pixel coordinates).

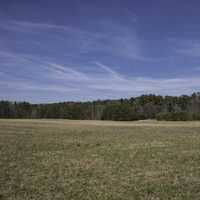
left=1, top=120, right=200, bottom=200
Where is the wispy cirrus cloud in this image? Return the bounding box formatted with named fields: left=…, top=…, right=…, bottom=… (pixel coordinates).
left=0, top=19, right=153, bottom=62
left=0, top=79, right=78, bottom=93
left=44, top=62, right=90, bottom=81
left=168, top=37, right=200, bottom=58
left=0, top=49, right=200, bottom=99
left=89, top=63, right=200, bottom=93
left=0, top=55, right=200, bottom=101
left=0, top=20, right=90, bottom=37
left=92, top=61, right=123, bottom=80
left=1, top=19, right=200, bottom=102
left=175, top=41, right=200, bottom=57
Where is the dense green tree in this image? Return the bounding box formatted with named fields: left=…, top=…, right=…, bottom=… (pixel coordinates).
left=0, top=93, right=200, bottom=121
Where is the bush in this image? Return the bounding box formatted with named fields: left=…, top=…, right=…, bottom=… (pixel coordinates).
left=156, top=112, right=196, bottom=121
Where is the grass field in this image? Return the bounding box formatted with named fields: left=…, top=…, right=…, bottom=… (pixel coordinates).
left=1, top=119, right=200, bottom=200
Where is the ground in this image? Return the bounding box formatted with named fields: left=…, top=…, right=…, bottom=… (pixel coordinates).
left=1, top=119, right=200, bottom=200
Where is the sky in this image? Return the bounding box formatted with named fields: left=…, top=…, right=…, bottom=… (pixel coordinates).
left=0, top=0, right=200, bottom=103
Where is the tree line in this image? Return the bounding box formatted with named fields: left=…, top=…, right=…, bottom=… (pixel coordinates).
left=0, top=93, right=200, bottom=121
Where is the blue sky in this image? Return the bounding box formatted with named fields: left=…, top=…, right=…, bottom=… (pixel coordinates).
left=0, top=0, right=200, bottom=103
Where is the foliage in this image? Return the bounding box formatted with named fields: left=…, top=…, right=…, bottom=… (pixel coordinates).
left=0, top=92, right=200, bottom=121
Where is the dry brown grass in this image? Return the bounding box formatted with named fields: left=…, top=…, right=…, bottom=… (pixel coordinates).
left=1, top=119, right=200, bottom=199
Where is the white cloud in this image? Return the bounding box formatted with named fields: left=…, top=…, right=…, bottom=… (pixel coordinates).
left=0, top=20, right=82, bottom=34
left=92, top=61, right=123, bottom=80
left=45, top=62, right=90, bottom=81
left=0, top=79, right=79, bottom=93
left=0, top=50, right=200, bottom=97
left=0, top=20, right=154, bottom=61
left=170, top=38, right=200, bottom=57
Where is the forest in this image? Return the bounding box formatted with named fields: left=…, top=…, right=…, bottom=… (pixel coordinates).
left=0, top=93, right=200, bottom=121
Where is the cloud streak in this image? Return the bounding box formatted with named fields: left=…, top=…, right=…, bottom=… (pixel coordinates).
left=45, top=62, right=90, bottom=81
left=168, top=37, right=200, bottom=58
left=0, top=49, right=200, bottom=100
left=0, top=20, right=154, bottom=62
left=93, top=61, right=123, bottom=80
left=1, top=18, right=200, bottom=102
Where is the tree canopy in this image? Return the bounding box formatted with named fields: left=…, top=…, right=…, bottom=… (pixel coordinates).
left=1, top=93, right=200, bottom=121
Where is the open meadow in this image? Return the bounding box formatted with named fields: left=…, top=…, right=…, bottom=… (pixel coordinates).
left=1, top=119, right=200, bottom=200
